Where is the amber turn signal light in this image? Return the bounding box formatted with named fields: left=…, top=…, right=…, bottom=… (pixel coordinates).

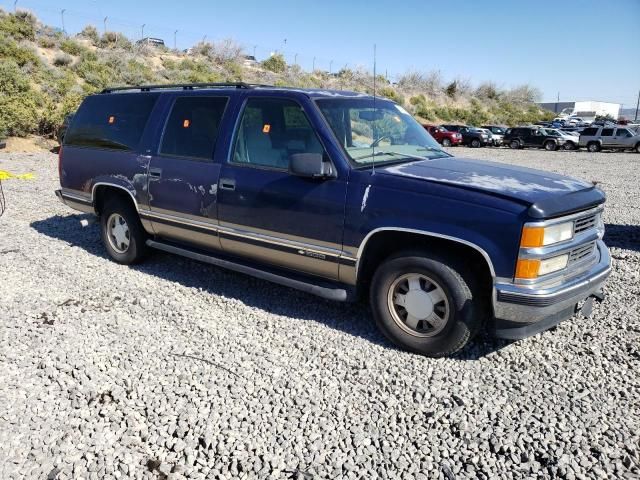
left=515, top=259, right=540, bottom=279
left=520, top=226, right=545, bottom=248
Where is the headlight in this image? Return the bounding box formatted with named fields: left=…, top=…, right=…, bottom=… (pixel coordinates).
left=520, top=221, right=574, bottom=247
left=515, top=254, right=569, bottom=279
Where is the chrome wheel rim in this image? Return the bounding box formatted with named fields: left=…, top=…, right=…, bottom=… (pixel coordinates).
left=106, top=213, right=130, bottom=253
left=387, top=273, right=450, bottom=337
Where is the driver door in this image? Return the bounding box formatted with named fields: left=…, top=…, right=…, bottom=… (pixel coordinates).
left=217, top=96, right=347, bottom=280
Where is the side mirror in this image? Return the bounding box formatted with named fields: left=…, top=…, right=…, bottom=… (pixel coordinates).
left=289, top=153, right=333, bottom=179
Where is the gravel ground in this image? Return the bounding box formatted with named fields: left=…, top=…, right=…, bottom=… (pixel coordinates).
left=0, top=147, right=638, bottom=480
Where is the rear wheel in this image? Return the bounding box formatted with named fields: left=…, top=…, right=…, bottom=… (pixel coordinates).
left=470, top=138, right=481, bottom=148
left=635, top=142, right=640, bottom=153
left=544, top=140, right=557, bottom=151
left=564, top=141, right=576, bottom=150
left=509, top=139, right=520, bottom=149
left=100, top=196, right=148, bottom=264
left=370, top=252, right=484, bottom=357
left=587, top=142, right=601, bottom=153
left=442, top=138, right=452, bottom=147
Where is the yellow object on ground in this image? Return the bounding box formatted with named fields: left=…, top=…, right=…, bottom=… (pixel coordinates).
left=0, top=171, right=35, bottom=181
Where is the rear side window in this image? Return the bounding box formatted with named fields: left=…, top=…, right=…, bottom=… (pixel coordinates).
left=64, top=93, right=159, bottom=150
left=615, top=129, right=631, bottom=138
left=581, top=128, right=598, bottom=136
left=160, top=96, right=228, bottom=160
left=601, top=128, right=614, bottom=136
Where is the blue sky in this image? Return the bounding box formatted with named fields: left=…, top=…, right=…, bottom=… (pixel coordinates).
left=4, top=0, right=639, bottom=108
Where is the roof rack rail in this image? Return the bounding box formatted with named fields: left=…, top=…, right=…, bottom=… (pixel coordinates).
left=100, top=82, right=272, bottom=93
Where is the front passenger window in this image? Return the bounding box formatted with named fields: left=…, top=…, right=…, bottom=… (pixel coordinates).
left=232, top=98, right=325, bottom=170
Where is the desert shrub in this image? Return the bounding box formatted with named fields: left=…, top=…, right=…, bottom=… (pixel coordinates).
left=38, top=36, right=56, bottom=48
left=262, top=53, right=286, bottom=73
left=0, top=34, right=40, bottom=67
left=505, top=84, right=541, bottom=103
left=53, top=53, right=73, bottom=66
left=0, top=60, right=40, bottom=136
left=475, top=81, right=500, bottom=100
left=210, top=38, right=244, bottom=63
left=79, top=25, right=99, bottom=45
left=74, top=55, right=113, bottom=89
left=60, top=38, right=85, bottom=56
left=222, top=61, right=243, bottom=81
left=379, top=86, right=404, bottom=105
left=100, top=31, right=131, bottom=50
left=445, top=81, right=458, bottom=98
left=0, top=11, right=36, bottom=41
left=398, top=70, right=442, bottom=95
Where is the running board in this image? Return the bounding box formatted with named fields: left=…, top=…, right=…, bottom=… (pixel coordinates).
left=146, top=239, right=350, bottom=302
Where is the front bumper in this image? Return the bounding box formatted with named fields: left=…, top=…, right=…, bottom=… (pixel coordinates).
left=492, top=240, right=611, bottom=339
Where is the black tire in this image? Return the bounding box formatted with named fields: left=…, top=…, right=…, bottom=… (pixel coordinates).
left=100, top=195, right=148, bottom=264
left=470, top=138, right=481, bottom=148
left=509, top=139, right=520, bottom=149
left=587, top=142, right=601, bottom=153
left=370, top=251, right=484, bottom=357
left=544, top=140, right=557, bottom=151
left=442, top=138, right=452, bottom=147
left=635, top=142, right=640, bottom=154
left=563, top=141, right=576, bottom=150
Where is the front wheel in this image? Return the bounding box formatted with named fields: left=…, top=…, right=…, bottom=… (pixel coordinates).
left=544, top=140, right=557, bottom=151
left=509, top=139, right=520, bottom=149
left=587, top=142, right=601, bottom=153
left=470, top=138, right=481, bottom=148
left=442, top=138, right=452, bottom=147
left=370, top=252, right=484, bottom=357
left=100, top=196, right=149, bottom=264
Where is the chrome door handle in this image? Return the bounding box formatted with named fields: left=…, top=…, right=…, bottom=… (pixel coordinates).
left=149, top=167, right=162, bottom=181
left=220, top=178, right=236, bottom=191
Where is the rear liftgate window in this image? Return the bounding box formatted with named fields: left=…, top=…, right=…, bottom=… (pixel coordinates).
left=64, top=93, right=160, bottom=150
left=160, top=96, right=229, bottom=161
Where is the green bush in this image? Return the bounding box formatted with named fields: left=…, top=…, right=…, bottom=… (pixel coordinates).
left=379, top=86, right=404, bottom=105
left=53, top=53, right=73, bottom=67
left=262, top=53, right=286, bottom=73
left=445, top=81, right=458, bottom=98
left=38, top=36, right=56, bottom=49
left=0, top=60, right=40, bottom=136
left=0, top=11, right=36, bottom=41
left=60, top=38, right=85, bottom=56
left=79, top=25, right=99, bottom=45
left=0, top=34, right=40, bottom=67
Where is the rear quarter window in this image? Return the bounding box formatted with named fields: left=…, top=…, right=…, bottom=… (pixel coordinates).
left=581, top=128, right=599, bottom=136
left=64, top=93, right=159, bottom=150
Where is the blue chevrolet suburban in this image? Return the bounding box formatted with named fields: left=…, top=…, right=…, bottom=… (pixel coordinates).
left=55, top=83, right=611, bottom=356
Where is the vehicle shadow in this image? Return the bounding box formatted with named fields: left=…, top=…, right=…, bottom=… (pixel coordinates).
left=604, top=223, right=640, bottom=253
left=30, top=214, right=511, bottom=360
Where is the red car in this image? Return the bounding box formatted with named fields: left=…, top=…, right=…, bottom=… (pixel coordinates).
left=423, top=124, right=463, bottom=147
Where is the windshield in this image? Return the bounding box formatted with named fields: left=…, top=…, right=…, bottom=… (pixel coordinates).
left=542, top=128, right=561, bottom=136
left=316, top=98, right=448, bottom=167
left=489, top=127, right=505, bottom=134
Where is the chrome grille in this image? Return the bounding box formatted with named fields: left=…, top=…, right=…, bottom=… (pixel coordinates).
left=574, top=214, right=597, bottom=234
left=568, top=241, right=596, bottom=265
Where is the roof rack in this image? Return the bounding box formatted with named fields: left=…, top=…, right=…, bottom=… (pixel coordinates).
left=100, top=82, right=272, bottom=93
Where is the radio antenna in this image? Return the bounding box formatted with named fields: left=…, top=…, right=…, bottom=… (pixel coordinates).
left=371, top=43, right=377, bottom=176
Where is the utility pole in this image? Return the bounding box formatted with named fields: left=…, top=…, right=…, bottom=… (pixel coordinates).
left=329, top=59, right=333, bottom=74
left=103, top=16, right=108, bottom=35
left=174, top=30, right=177, bottom=50
left=294, top=53, right=298, bottom=65
left=13, top=0, right=17, bottom=12
left=60, top=9, right=66, bottom=35
left=141, top=24, right=145, bottom=41
left=253, top=45, right=257, bottom=58
left=202, top=35, right=207, bottom=44
left=635, top=89, right=640, bottom=121
left=312, top=56, right=316, bottom=71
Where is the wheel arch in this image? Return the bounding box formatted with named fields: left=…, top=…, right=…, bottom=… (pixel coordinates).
left=92, top=182, right=139, bottom=216
left=355, top=228, right=496, bottom=303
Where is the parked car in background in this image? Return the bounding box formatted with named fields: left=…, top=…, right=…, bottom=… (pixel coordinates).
left=55, top=82, right=611, bottom=357
left=56, top=114, right=74, bottom=145
left=543, top=128, right=579, bottom=150
left=579, top=125, right=640, bottom=153
left=481, top=125, right=507, bottom=146
left=0, top=138, right=6, bottom=150
left=441, top=125, right=489, bottom=147
left=423, top=125, right=462, bottom=147
left=503, top=126, right=567, bottom=151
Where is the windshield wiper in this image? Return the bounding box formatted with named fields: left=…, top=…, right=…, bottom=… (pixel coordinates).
left=352, top=150, right=431, bottom=161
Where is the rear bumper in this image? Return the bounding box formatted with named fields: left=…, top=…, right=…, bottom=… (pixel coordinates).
left=55, top=189, right=94, bottom=214
left=492, top=240, right=611, bottom=339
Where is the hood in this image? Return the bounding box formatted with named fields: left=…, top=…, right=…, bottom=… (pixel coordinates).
left=379, top=156, right=595, bottom=206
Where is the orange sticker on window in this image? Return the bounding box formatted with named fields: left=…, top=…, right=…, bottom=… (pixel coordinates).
left=183, top=119, right=190, bottom=128
left=108, top=115, right=115, bottom=124
left=262, top=124, right=271, bottom=133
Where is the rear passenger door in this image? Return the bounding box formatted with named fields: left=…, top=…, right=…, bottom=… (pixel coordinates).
left=216, top=96, right=347, bottom=280
left=600, top=128, right=615, bottom=147
left=144, top=95, right=229, bottom=250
